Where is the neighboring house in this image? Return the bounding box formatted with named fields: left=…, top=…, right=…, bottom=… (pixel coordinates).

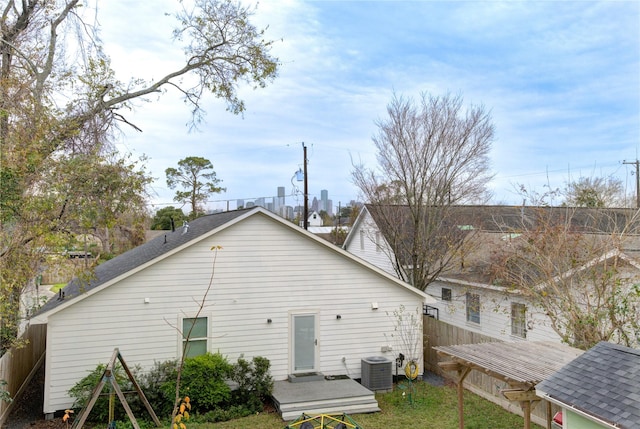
left=30, top=207, right=434, bottom=416
left=536, top=341, right=640, bottom=429
left=431, top=247, right=640, bottom=345
left=344, top=205, right=640, bottom=344
left=343, top=205, right=398, bottom=278
left=307, top=211, right=323, bottom=227
left=427, top=274, right=563, bottom=343
left=306, top=226, right=350, bottom=246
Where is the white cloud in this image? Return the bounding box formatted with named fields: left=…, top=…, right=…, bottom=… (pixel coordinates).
left=96, top=0, right=639, bottom=210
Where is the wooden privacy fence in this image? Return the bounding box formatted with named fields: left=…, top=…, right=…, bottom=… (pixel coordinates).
left=423, top=315, right=497, bottom=373
left=423, top=316, right=559, bottom=427
left=0, top=324, right=47, bottom=426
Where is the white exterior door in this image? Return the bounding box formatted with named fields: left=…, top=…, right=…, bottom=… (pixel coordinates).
left=291, top=313, right=318, bottom=373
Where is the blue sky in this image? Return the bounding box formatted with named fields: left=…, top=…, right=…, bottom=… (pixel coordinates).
left=98, top=1, right=640, bottom=212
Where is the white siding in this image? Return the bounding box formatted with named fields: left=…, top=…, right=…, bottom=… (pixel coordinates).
left=344, top=212, right=398, bottom=277
left=425, top=280, right=562, bottom=343
left=44, top=213, right=425, bottom=413
left=344, top=210, right=563, bottom=345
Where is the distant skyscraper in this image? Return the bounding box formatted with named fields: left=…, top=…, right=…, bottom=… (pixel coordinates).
left=277, top=186, right=285, bottom=210
left=284, top=206, right=294, bottom=220
left=320, top=189, right=328, bottom=212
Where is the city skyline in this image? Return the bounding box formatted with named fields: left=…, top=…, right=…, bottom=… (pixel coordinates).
left=222, top=186, right=345, bottom=220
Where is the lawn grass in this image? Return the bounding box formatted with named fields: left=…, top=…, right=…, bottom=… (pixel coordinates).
left=189, top=380, right=542, bottom=429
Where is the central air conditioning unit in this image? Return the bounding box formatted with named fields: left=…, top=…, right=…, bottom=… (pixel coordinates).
left=361, top=356, right=392, bottom=392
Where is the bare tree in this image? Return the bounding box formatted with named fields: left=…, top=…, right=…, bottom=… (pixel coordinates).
left=170, top=246, right=221, bottom=428
left=489, top=206, right=640, bottom=349
left=352, top=92, right=494, bottom=290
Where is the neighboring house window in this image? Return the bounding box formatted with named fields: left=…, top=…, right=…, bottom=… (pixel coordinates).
left=375, top=231, right=381, bottom=252
left=359, top=229, right=365, bottom=250
left=466, top=292, right=480, bottom=324
left=182, top=316, right=208, bottom=358
left=441, top=288, right=452, bottom=301
left=511, top=303, right=527, bottom=338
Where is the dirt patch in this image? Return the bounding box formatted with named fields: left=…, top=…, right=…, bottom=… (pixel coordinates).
left=5, top=420, right=65, bottom=429
left=2, top=362, right=65, bottom=429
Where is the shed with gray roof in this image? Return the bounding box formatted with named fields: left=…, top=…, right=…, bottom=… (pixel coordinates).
left=536, top=341, right=640, bottom=429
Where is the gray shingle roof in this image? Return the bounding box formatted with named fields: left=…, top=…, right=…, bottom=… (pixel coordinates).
left=357, top=204, right=640, bottom=284
left=33, top=208, right=255, bottom=316
left=365, top=204, right=639, bottom=235
left=536, top=341, right=640, bottom=429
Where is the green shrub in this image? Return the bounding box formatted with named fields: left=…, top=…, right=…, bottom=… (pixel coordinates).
left=69, top=353, right=273, bottom=425
left=136, top=359, right=179, bottom=417
left=0, top=380, right=11, bottom=403
left=68, top=363, right=140, bottom=423
left=180, top=352, right=233, bottom=411
left=229, top=356, right=273, bottom=413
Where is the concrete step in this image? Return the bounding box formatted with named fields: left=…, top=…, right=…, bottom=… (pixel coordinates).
left=277, top=394, right=376, bottom=413
left=280, top=401, right=381, bottom=421
left=288, top=372, right=325, bottom=383
left=272, top=378, right=381, bottom=421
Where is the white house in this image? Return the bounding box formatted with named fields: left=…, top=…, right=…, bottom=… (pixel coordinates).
left=343, top=206, right=398, bottom=278
left=30, top=207, right=435, bottom=416
left=344, top=204, right=640, bottom=344
left=307, top=211, right=323, bottom=227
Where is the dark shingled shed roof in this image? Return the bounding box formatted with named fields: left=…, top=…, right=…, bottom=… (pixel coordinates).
left=536, top=341, right=640, bottom=429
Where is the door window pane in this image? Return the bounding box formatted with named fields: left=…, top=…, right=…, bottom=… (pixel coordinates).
left=294, top=315, right=315, bottom=371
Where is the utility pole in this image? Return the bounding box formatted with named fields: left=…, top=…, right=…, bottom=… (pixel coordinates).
left=623, top=160, right=640, bottom=208
left=303, top=142, right=309, bottom=230
left=335, top=201, right=341, bottom=244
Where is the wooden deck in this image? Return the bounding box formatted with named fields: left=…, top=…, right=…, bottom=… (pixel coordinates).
left=272, top=377, right=380, bottom=421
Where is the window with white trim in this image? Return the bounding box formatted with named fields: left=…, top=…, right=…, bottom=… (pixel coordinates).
left=511, top=303, right=527, bottom=338
left=466, top=292, right=480, bottom=324
left=359, top=229, right=365, bottom=250
left=441, top=288, right=452, bottom=301
left=182, top=316, right=208, bottom=358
